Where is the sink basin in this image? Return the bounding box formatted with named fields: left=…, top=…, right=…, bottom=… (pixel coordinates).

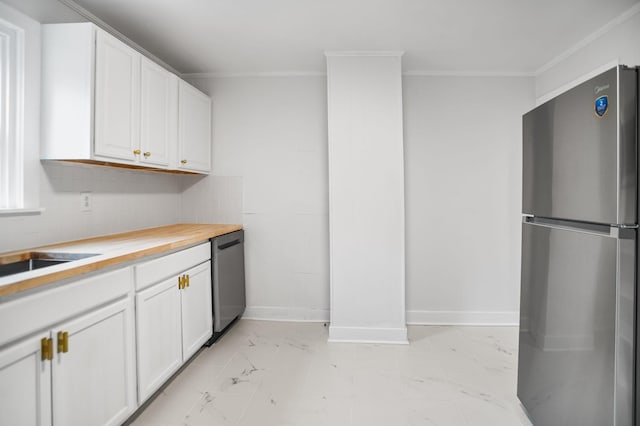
left=0, top=252, right=99, bottom=278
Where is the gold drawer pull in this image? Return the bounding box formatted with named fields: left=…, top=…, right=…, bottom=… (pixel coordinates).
left=57, top=331, right=69, bottom=353
left=143, top=152, right=151, bottom=157
left=178, top=275, right=184, bottom=289
left=133, top=149, right=141, bottom=155
left=180, top=159, right=188, bottom=165
left=41, top=337, right=53, bottom=361
left=185, top=274, right=190, bottom=288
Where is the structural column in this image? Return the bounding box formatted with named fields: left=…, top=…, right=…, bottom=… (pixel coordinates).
left=326, top=52, right=407, bottom=344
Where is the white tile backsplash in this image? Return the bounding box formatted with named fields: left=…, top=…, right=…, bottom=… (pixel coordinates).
left=179, top=175, right=243, bottom=224
left=181, top=75, right=330, bottom=320
left=0, top=161, right=181, bottom=253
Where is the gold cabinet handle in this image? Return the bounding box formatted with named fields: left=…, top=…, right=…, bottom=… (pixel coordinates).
left=185, top=274, right=190, bottom=288
left=180, top=159, right=188, bottom=165
left=133, top=149, right=141, bottom=155
left=143, top=152, right=151, bottom=157
left=57, top=331, right=69, bottom=353
left=41, top=337, right=53, bottom=361
left=178, top=275, right=183, bottom=289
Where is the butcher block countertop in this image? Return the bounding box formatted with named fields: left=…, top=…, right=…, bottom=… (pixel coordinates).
left=0, top=223, right=242, bottom=298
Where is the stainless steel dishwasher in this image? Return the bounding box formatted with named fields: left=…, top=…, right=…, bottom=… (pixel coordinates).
left=206, top=230, right=246, bottom=345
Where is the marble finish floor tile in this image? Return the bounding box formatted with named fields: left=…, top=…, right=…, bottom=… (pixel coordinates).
left=129, top=321, right=532, bottom=426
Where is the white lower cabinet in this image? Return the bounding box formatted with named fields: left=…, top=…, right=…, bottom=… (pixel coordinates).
left=135, top=276, right=182, bottom=402
left=135, top=243, right=212, bottom=404
left=0, top=267, right=136, bottom=426
left=0, top=334, right=52, bottom=426
left=0, top=241, right=215, bottom=424
left=181, top=262, right=213, bottom=359
left=52, top=298, right=136, bottom=426
left=0, top=297, right=136, bottom=426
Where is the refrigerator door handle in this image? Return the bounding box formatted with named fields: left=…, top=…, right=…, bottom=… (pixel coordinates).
left=523, top=216, right=632, bottom=238
left=615, top=231, right=636, bottom=426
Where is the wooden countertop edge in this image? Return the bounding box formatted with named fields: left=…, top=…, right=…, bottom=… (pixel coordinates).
left=0, top=224, right=242, bottom=298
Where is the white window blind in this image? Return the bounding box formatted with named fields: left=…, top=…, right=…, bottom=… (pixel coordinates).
left=0, top=18, right=24, bottom=209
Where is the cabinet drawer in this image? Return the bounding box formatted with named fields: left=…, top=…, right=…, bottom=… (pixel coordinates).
left=135, top=242, right=210, bottom=291
left=0, top=267, right=132, bottom=348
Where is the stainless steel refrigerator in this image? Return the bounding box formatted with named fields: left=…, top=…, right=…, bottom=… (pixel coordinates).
left=518, top=65, right=639, bottom=426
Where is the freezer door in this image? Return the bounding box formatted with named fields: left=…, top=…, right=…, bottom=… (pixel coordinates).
left=522, top=66, right=637, bottom=224
left=518, top=219, right=635, bottom=426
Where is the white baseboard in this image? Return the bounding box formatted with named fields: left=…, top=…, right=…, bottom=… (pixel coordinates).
left=406, top=310, right=519, bottom=326
left=241, top=307, right=519, bottom=327
left=242, top=306, right=330, bottom=322
left=328, top=326, right=408, bottom=344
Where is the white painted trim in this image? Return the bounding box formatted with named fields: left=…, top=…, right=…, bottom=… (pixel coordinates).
left=535, top=3, right=640, bottom=76
left=406, top=310, right=519, bottom=326
left=57, top=0, right=180, bottom=75
left=183, top=71, right=326, bottom=79
left=535, top=59, right=620, bottom=105
left=241, top=307, right=519, bottom=326
left=328, top=326, right=409, bottom=344
left=0, top=16, right=25, bottom=209
left=0, top=207, right=45, bottom=216
left=404, top=70, right=535, bottom=77
left=183, top=70, right=537, bottom=79
left=242, top=306, right=329, bottom=322
left=324, top=50, right=404, bottom=57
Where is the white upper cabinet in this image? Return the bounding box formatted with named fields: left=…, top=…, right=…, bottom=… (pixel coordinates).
left=94, top=30, right=140, bottom=162
left=41, top=23, right=210, bottom=174
left=140, top=57, right=177, bottom=168
left=178, top=80, right=212, bottom=173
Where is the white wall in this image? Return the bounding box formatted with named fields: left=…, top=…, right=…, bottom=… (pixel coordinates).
left=403, top=75, right=535, bottom=325
left=183, top=73, right=534, bottom=325
left=535, top=8, right=640, bottom=100
left=184, top=75, right=330, bottom=321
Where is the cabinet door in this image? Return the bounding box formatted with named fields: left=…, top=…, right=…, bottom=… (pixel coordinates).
left=135, top=276, right=182, bottom=403
left=94, top=30, right=140, bottom=162
left=52, top=298, right=136, bottom=426
left=0, top=333, right=52, bottom=426
left=140, top=57, right=177, bottom=168
left=178, top=81, right=211, bottom=173
left=181, top=261, right=213, bottom=360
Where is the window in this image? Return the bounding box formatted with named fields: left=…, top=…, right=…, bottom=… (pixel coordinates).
left=0, top=17, right=24, bottom=209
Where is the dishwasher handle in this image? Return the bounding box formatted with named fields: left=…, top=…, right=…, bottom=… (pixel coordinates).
left=217, top=239, right=242, bottom=251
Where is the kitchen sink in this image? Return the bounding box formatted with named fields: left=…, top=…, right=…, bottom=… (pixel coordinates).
left=0, top=252, right=99, bottom=278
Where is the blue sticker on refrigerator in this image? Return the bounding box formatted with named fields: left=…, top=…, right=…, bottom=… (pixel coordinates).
left=595, top=95, right=608, bottom=117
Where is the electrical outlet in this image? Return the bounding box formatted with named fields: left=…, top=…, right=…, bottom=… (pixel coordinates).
left=80, top=192, right=92, bottom=212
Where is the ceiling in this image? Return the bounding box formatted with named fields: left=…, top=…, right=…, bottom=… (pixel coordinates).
left=4, top=0, right=640, bottom=75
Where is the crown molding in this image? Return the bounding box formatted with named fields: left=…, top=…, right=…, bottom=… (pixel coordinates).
left=183, top=71, right=327, bottom=79
left=324, top=50, right=404, bottom=57
left=535, top=58, right=620, bottom=105
left=403, top=70, right=535, bottom=77
left=183, top=69, right=536, bottom=79
left=535, top=2, right=640, bottom=76
left=57, top=0, right=180, bottom=75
